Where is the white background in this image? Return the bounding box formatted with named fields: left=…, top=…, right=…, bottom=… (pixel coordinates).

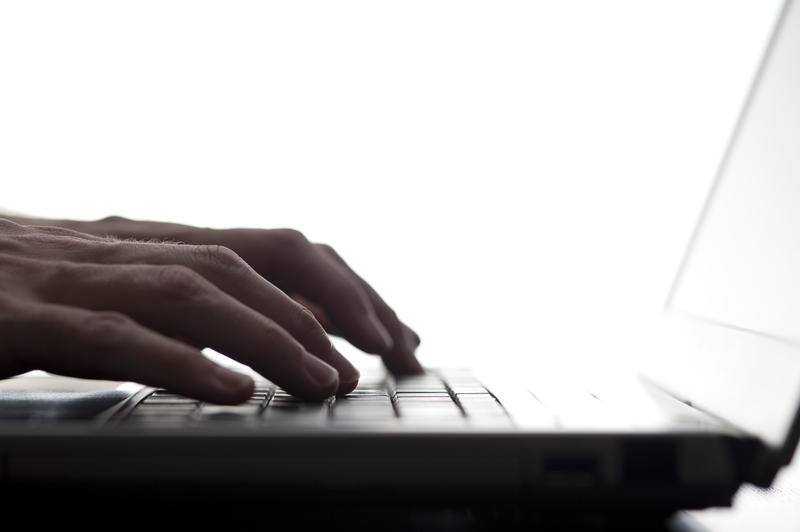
left=0, top=1, right=784, bottom=378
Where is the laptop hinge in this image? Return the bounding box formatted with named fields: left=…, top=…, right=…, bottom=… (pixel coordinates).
left=742, top=443, right=786, bottom=487
left=644, top=376, right=788, bottom=487
left=674, top=397, right=787, bottom=487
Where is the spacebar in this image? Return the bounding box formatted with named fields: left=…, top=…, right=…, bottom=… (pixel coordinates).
left=262, top=404, right=328, bottom=425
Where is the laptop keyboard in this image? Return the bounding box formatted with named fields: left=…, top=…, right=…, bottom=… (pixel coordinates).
left=120, top=371, right=511, bottom=428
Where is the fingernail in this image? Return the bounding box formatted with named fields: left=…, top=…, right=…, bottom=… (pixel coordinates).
left=302, top=351, right=340, bottom=391
left=367, top=313, right=394, bottom=351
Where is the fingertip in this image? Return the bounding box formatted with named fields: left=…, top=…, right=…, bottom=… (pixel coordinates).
left=403, top=325, right=421, bottom=348
left=329, top=346, right=360, bottom=385
left=389, top=330, right=424, bottom=375
left=209, top=366, right=255, bottom=404
left=301, top=351, right=340, bottom=398
left=382, top=347, right=425, bottom=376
left=336, top=373, right=360, bottom=396
left=402, top=359, right=425, bottom=375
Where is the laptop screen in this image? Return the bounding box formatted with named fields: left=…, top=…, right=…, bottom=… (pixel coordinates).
left=655, top=0, right=800, bottom=454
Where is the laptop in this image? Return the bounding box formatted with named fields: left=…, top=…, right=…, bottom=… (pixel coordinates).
left=1, top=0, right=799, bottom=523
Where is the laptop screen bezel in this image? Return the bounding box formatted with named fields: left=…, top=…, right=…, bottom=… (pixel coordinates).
left=650, top=0, right=800, bottom=471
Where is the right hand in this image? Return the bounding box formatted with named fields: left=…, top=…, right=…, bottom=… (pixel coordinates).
left=0, top=219, right=360, bottom=403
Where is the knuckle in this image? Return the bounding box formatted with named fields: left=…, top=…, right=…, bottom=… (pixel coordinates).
left=316, top=243, right=335, bottom=254
left=0, top=298, right=35, bottom=376
left=0, top=293, right=28, bottom=331
left=0, top=254, right=58, bottom=297
left=0, top=300, right=39, bottom=367
left=100, top=239, right=132, bottom=260
left=264, top=229, right=311, bottom=277
left=382, top=306, right=399, bottom=325
left=261, top=321, right=303, bottom=360
left=192, top=244, right=247, bottom=273
left=259, top=321, right=286, bottom=348
left=36, top=259, right=81, bottom=298
left=294, top=305, right=325, bottom=337
left=328, top=279, right=370, bottom=314
left=155, top=264, right=208, bottom=301
left=82, top=311, right=133, bottom=347
left=316, top=242, right=344, bottom=263
left=271, top=229, right=309, bottom=252
left=100, top=215, right=127, bottom=223
left=291, top=305, right=331, bottom=353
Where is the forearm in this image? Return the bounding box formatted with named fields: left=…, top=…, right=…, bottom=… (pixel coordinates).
left=2, top=214, right=213, bottom=244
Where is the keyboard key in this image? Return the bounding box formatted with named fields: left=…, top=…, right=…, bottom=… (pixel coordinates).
left=338, top=395, right=392, bottom=401
left=143, top=392, right=198, bottom=405
left=344, top=390, right=390, bottom=397
left=457, top=395, right=508, bottom=417
left=396, top=396, right=455, bottom=403
left=123, top=369, right=519, bottom=430
left=245, top=392, right=269, bottom=405
left=395, top=390, right=450, bottom=399
left=124, top=404, right=197, bottom=425
left=396, top=402, right=464, bottom=419
left=124, top=415, right=192, bottom=425
left=262, top=401, right=329, bottom=426
left=350, top=381, right=389, bottom=390
left=269, top=395, right=311, bottom=405
left=331, top=399, right=396, bottom=424
left=196, top=404, right=262, bottom=422
left=132, top=404, right=198, bottom=414
left=394, top=376, right=447, bottom=393
left=393, top=386, right=449, bottom=394
left=448, top=384, right=490, bottom=394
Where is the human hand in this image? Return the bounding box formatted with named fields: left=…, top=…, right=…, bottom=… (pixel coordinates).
left=0, top=219, right=364, bottom=403
left=206, top=228, right=423, bottom=376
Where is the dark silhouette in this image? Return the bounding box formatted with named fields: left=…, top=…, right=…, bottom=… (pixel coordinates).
left=0, top=215, right=422, bottom=402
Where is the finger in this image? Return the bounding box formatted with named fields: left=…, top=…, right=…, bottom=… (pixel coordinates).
left=5, top=301, right=255, bottom=404
left=288, top=293, right=342, bottom=336
left=318, top=244, right=423, bottom=374
left=265, top=233, right=396, bottom=356
left=290, top=292, right=421, bottom=367
left=0, top=294, right=36, bottom=379
left=290, top=293, right=421, bottom=351
left=20, top=237, right=360, bottom=393
left=36, top=261, right=344, bottom=399
left=152, top=243, right=360, bottom=394
left=402, top=323, right=422, bottom=348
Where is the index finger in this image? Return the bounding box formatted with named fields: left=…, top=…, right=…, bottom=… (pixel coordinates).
left=318, top=244, right=423, bottom=375
left=37, top=238, right=361, bottom=394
